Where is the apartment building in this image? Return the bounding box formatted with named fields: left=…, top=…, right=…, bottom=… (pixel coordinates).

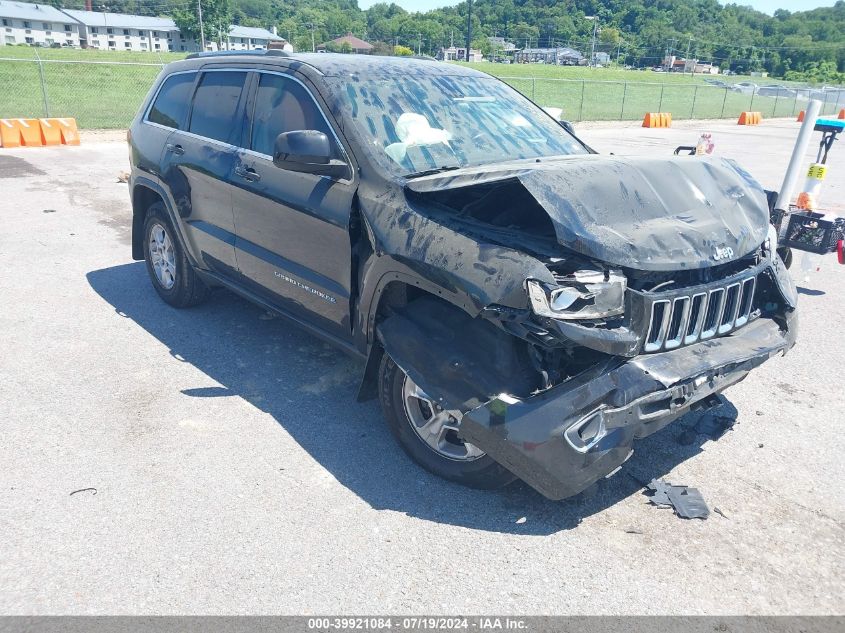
left=0, top=0, right=81, bottom=47
left=0, top=1, right=289, bottom=53
left=62, top=9, right=185, bottom=52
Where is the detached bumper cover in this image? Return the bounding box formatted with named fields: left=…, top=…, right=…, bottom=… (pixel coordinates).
left=459, top=314, right=797, bottom=500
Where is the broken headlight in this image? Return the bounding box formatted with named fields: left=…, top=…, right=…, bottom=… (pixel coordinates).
left=526, top=270, right=627, bottom=320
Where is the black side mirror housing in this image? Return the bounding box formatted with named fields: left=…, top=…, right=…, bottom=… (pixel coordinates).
left=273, top=130, right=349, bottom=179
left=559, top=120, right=576, bottom=135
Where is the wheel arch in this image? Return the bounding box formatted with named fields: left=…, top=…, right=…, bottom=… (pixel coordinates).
left=355, top=276, right=473, bottom=402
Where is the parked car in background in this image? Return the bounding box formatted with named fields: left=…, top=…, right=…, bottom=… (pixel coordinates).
left=731, top=82, right=758, bottom=94
left=757, top=84, right=797, bottom=98
left=127, top=51, right=798, bottom=501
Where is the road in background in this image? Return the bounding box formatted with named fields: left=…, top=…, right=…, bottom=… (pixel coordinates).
left=0, top=119, right=843, bottom=614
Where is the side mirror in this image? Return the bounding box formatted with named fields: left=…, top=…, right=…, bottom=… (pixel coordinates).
left=559, top=120, right=575, bottom=135
left=273, top=130, right=349, bottom=179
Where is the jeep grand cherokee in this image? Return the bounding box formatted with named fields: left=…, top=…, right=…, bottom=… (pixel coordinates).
left=128, top=52, right=798, bottom=500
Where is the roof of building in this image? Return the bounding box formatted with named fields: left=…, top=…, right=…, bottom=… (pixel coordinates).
left=519, top=47, right=584, bottom=58
left=0, top=0, right=76, bottom=23
left=319, top=33, right=373, bottom=50
left=228, top=24, right=282, bottom=41
left=62, top=9, right=178, bottom=31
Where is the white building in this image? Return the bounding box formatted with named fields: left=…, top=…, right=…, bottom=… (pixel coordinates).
left=223, top=25, right=286, bottom=51
left=62, top=9, right=185, bottom=52
left=0, top=0, right=81, bottom=47
left=0, top=1, right=289, bottom=53
left=438, top=46, right=483, bottom=62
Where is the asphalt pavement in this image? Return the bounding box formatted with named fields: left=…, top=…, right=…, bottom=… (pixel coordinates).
left=0, top=118, right=842, bottom=615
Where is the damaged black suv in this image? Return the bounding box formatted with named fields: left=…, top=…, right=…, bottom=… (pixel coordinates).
left=128, top=52, right=798, bottom=500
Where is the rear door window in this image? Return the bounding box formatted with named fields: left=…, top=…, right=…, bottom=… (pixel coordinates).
left=188, top=71, right=248, bottom=144
left=147, top=72, right=196, bottom=129
left=249, top=73, right=338, bottom=158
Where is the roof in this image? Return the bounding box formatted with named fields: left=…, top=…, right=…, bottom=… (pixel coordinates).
left=287, top=53, right=488, bottom=78
left=320, top=33, right=373, bottom=50
left=0, top=0, right=76, bottom=23
left=228, top=24, right=282, bottom=41
left=61, top=9, right=178, bottom=31
left=173, top=51, right=490, bottom=80
left=520, top=47, right=583, bottom=58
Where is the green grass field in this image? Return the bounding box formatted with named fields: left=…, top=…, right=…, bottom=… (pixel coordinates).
left=0, top=47, right=837, bottom=128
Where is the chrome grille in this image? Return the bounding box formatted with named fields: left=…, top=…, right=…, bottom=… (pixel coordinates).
left=643, top=277, right=756, bottom=353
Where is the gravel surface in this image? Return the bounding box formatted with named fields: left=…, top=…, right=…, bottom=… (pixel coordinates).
left=0, top=119, right=843, bottom=615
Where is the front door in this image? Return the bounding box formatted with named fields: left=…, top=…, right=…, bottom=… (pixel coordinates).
left=231, top=71, right=357, bottom=340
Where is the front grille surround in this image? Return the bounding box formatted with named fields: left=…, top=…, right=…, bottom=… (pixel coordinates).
left=639, top=272, right=758, bottom=354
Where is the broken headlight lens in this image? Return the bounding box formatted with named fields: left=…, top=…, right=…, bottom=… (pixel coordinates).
left=526, top=270, right=627, bottom=320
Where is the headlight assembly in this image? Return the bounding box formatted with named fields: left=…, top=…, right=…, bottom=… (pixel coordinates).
left=526, top=270, right=626, bottom=320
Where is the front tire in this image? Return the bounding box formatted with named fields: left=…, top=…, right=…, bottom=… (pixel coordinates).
left=378, top=353, right=515, bottom=490
left=143, top=202, right=209, bottom=308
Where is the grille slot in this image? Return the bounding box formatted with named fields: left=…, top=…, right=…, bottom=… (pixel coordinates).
left=643, top=276, right=756, bottom=353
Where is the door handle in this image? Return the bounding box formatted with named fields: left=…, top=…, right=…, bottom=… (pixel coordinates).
left=165, top=143, right=184, bottom=155
left=235, top=165, right=261, bottom=182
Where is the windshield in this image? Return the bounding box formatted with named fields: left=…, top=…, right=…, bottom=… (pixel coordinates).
left=326, top=75, right=586, bottom=177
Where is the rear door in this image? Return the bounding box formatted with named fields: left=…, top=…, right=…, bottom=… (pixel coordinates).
left=159, top=68, right=249, bottom=278
left=230, top=70, right=357, bottom=340
left=135, top=70, right=197, bottom=179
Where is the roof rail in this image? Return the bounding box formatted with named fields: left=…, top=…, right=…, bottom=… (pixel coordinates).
left=186, top=49, right=292, bottom=60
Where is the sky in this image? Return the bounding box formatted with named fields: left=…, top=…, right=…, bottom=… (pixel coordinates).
left=356, top=0, right=839, bottom=15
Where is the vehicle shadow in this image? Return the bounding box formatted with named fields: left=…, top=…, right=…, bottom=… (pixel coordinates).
left=87, top=262, right=731, bottom=535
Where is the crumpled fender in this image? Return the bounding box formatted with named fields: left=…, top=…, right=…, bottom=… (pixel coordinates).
left=376, top=296, right=539, bottom=411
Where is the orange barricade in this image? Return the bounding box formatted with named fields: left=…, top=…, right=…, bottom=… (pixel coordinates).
left=642, top=112, right=672, bottom=128
left=738, top=111, right=762, bottom=125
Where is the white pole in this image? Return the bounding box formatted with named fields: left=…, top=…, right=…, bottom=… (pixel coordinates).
left=197, top=0, right=205, bottom=51
left=775, top=99, right=821, bottom=211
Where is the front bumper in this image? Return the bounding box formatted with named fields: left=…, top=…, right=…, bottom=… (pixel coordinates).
left=459, top=314, right=797, bottom=500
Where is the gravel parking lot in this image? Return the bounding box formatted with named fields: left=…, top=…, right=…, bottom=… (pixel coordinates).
left=1, top=118, right=843, bottom=615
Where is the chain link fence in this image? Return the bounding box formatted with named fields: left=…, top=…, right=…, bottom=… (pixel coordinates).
left=0, top=55, right=164, bottom=128
left=1, top=55, right=844, bottom=128
left=502, top=76, right=845, bottom=122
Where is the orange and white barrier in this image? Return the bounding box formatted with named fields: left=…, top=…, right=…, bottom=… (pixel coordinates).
left=0, top=117, right=79, bottom=148
left=642, top=112, right=672, bottom=128
left=737, top=111, right=762, bottom=125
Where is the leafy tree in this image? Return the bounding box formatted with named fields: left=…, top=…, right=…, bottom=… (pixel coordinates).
left=173, top=0, right=231, bottom=47
left=393, top=44, right=413, bottom=56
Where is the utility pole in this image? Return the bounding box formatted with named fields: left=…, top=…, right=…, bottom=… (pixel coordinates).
left=465, top=0, right=472, bottom=61
left=417, top=32, right=421, bottom=56
left=197, top=0, right=205, bottom=51
left=585, top=16, right=598, bottom=68
left=309, top=22, right=315, bottom=52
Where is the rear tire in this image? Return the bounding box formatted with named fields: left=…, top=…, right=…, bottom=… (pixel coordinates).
left=143, top=202, right=209, bottom=308
left=378, top=353, right=515, bottom=490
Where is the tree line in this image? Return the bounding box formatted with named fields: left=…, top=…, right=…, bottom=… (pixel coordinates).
left=53, top=0, right=845, bottom=82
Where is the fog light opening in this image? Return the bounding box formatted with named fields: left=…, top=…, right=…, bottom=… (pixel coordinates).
left=565, top=411, right=607, bottom=453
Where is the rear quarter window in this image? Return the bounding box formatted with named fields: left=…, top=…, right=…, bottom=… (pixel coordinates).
left=147, top=72, right=195, bottom=129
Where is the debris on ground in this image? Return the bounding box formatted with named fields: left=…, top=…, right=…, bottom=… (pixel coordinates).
left=714, top=507, right=729, bottom=519
left=69, top=487, right=97, bottom=496
left=646, top=479, right=710, bottom=519
left=624, top=528, right=643, bottom=534
left=695, top=414, right=736, bottom=439
left=116, top=171, right=129, bottom=183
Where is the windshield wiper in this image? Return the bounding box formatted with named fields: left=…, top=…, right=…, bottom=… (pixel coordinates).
left=403, top=166, right=462, bottom=179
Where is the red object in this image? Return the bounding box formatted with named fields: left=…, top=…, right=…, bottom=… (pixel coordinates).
left=837, top=239, right=844, bottom=265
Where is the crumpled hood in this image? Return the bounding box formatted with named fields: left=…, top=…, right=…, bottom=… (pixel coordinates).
left=405, top=155, right=770, bottom=270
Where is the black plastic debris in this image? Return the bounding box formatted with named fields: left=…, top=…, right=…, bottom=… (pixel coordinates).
left=694, top=414, right=736, bottom=440
left=646, top=479, right=710, bottom=520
